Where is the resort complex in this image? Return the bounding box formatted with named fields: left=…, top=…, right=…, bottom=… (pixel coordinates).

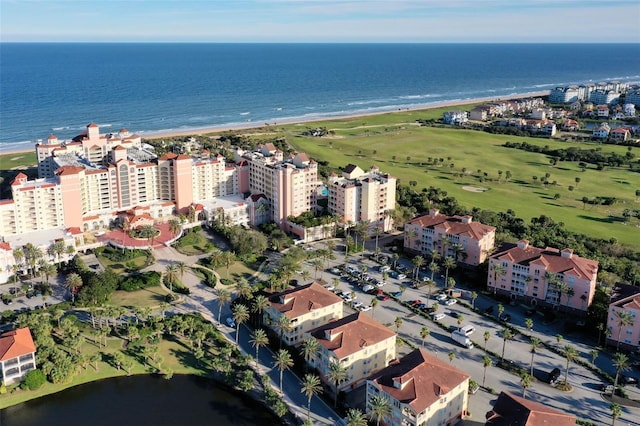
left=1, top=88, right=639, bottom=426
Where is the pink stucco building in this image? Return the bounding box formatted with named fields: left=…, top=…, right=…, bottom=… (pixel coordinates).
left=404, top=209, right=496, bottom=267
left=488, top=240, right=599, bottom=313
left=606, top=284, right=640, bottom=351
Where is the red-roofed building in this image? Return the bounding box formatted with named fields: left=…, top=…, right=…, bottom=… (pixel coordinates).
left=405, top=209, right=496, bottom=267
left=0, top=327, right=37, bottom=384
left=265, top=282, right=343, bottom=346
left=486, top=392, right=575, bottom=425
left=488, top=240, right=599, bottom=313
left=367, top=348, right=470, bottom=426
left=307, top=312, right=396, bottom=390
left=606, top=285, right=640, bottom=351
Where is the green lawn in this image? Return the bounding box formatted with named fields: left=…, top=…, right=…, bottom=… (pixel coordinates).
left=174, top=232, right=213, bottom=256
left=0, top=151, right=38, bottom=198
left=110, top=286, right=170, bottom=309
left=216, top=260, right=260, bottom=282
left=277, top=123, right=639, bottom=247
left=96, top=252, right=150, bottom=274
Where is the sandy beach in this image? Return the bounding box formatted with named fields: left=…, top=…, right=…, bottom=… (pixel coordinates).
left=0, top=91, right=548, bottom=157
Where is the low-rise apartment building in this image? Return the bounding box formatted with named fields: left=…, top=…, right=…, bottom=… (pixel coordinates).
left=404, top=209, right=496, bottom=267
left=307, top=312, right=396, bottom=391
left=0, top=327, right=37, bottom=385
left=366, top=348, right=470, bottom=426
left=264, top=282, right=343, bottom=346
left=606, top=284, right=640, bottom=351
left=488, top=240, right=599, bottom=313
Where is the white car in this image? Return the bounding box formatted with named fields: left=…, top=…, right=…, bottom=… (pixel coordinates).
left=379, top=265, right=391, bottom=273
left=330, top=268, right=340, bottom=273
left=444, top=298, right=457, bottom=306
left=431, top=312, right=445, bottom=320
left=323, top=284, right=335, bottom=291
left=434, top=294, right=448, bottom=302
left=352, top=301, right=364, bottom=309
left=362, top=284, right=375, bottom=293
left=359, top=305, right=372, bottom=312
left=396, top=273, right=407, bottom=280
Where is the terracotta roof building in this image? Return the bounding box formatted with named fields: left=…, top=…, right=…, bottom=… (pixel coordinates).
left=404, top=209, right=496, bottom=267
left=488, top=240, right=599, bottom=313
left=307, top=312, right=396, bottom=390
left=606, top=284, right=640, bottom=351
left=486, top=392, right=576, bottom=425
left=0, top=327, right=37, bottom=385
left=264, top=282, right=343, bottom=346
left=367, top=348, right=470, bottom=426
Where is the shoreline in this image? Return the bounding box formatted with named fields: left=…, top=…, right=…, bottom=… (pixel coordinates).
left=0, top=91, right=548, bottom=156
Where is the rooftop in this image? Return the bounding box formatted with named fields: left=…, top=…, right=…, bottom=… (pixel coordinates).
left=0, top=328, right=36, bottom=361
left=268, top=282, right=343, bottom=319
left=486, top=392, right=576, bottom=426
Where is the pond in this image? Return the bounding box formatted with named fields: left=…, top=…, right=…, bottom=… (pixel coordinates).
left=1, top=374, right=283, bottom=426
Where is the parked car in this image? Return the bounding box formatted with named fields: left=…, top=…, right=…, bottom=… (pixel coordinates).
left=225, top=316, right=236, bottom=328
left=323, top=284, right=335, bottom=291
left=362, top=284, right=375, bottom=293
left=330, top=268, right=340, bottom=274
left=434, top=293, right=448, bottom=302
left=390, top=291, right=403, bottom=297
left=396, top=273, right=407, bottom=280
left=359, top=305, right=372, bottom=312
left=444, top=298, right=457, bottom=306
left=409, top=300, right=423, bottom=307
left=547, top=367, right=561, bottom=386
left=432, top=312, right=446, bottom=321
left=499, top=313, right=511, bottom=322
left=352, top=301, right=364, bottom=310
left=376, top=291, right=390, bottom=301
left=620, top=375, right=638, bottom=386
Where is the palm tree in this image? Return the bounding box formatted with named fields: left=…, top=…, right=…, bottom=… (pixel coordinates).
left=251, top=294, right=269, bottom=327
left=610, top=403, right=622, bottom=426
left=301, top=374, right=322, bottom=421
left=412, top=255, right=425, bottom=282
left=456, top=314, right=464, bottom=327
left=483, top=330, right=491, bottom=351
left=613, top=310, right=634, bottom=350
left=482, top=355, right=492, bottom=386
left=497, top=303, right=505, bottom=320
left=501, top=328, right=514, bottom=361
left=232, top=303, right=249, bottom=344
left=250, top=328, right=269, bottom=367
left=611, top=352, right=630, bottom=396
left=275, top=314, right=293, bottom=348
left=491, top=263, right=506, bottom=295
left=370, top=297, right=379, bottom=319
left=327, top=360, right=347, bottom=407
left=448, top=351, right=456, bottom=363
left=471, top=291, right=478, bottom=310
left=216, top=288, right=231, bottom=324
left=345, top=408, right=368, bottom=426
left=394, top=316, right=403, bottom=333
left=302, top=336, right=320, bottom=370
left=529, top=337, right=541, bottom=376
left=301, top=270, right=311, bottom=283
left=235, top=278, right=253, bottom=301
left=369, top=394, right=391, bottom=426
left=525, top=318, right=534, bottom=331
left=311, top=259, right=323, bottom=280
left=420, top=327, right=430, bottom=347
left=590, top=349, right=599, bottom=366
left=562, top=345, right=578, bottom=386
left=521, top=372, right=532, bottom=398
left=274, top=349, right=294, bottom=392
left=65, top=272, right=83, bottom=302
left=442, top=256, right=456, bottom=284
left=164, top=263, right=178, bottom=292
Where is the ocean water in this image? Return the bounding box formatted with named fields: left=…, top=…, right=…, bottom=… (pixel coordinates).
left=1, top=43, right=639, bottom=152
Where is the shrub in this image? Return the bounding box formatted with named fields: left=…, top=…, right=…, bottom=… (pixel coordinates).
left=22, top=369, right=47, bottom=390
left=119, top=271, right=161, bottom=291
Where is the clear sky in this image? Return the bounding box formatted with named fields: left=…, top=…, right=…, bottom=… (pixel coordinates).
left=1, top=0, right=639, bottom=43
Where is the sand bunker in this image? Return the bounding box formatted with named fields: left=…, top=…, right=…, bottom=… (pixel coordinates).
left=462, top=186, right=489, bottom=193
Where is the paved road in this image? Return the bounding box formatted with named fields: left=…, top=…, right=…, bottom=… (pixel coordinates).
left=151, top=246, right=340, bottom=426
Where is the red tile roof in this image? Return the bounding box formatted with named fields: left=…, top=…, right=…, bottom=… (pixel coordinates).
left=268, top=282, right=343, bottom=320
left=55, top=165, right=85, bottom=176
left=309, top=312, right=395, bottom=359
left=491, top=241, right=598, bottom=281
left=67, top=227, right=83, bottom=235
left=369, top=348, right=469, bottom=414
left=87, top=122, right=99, bottom=128
left=408, top=212, right=495, bottom=241
left=486, top=392, right=575, bottom=425
left=0, top=328, right=36, bottom=361
left=0, top=242, right=12, bottom=251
